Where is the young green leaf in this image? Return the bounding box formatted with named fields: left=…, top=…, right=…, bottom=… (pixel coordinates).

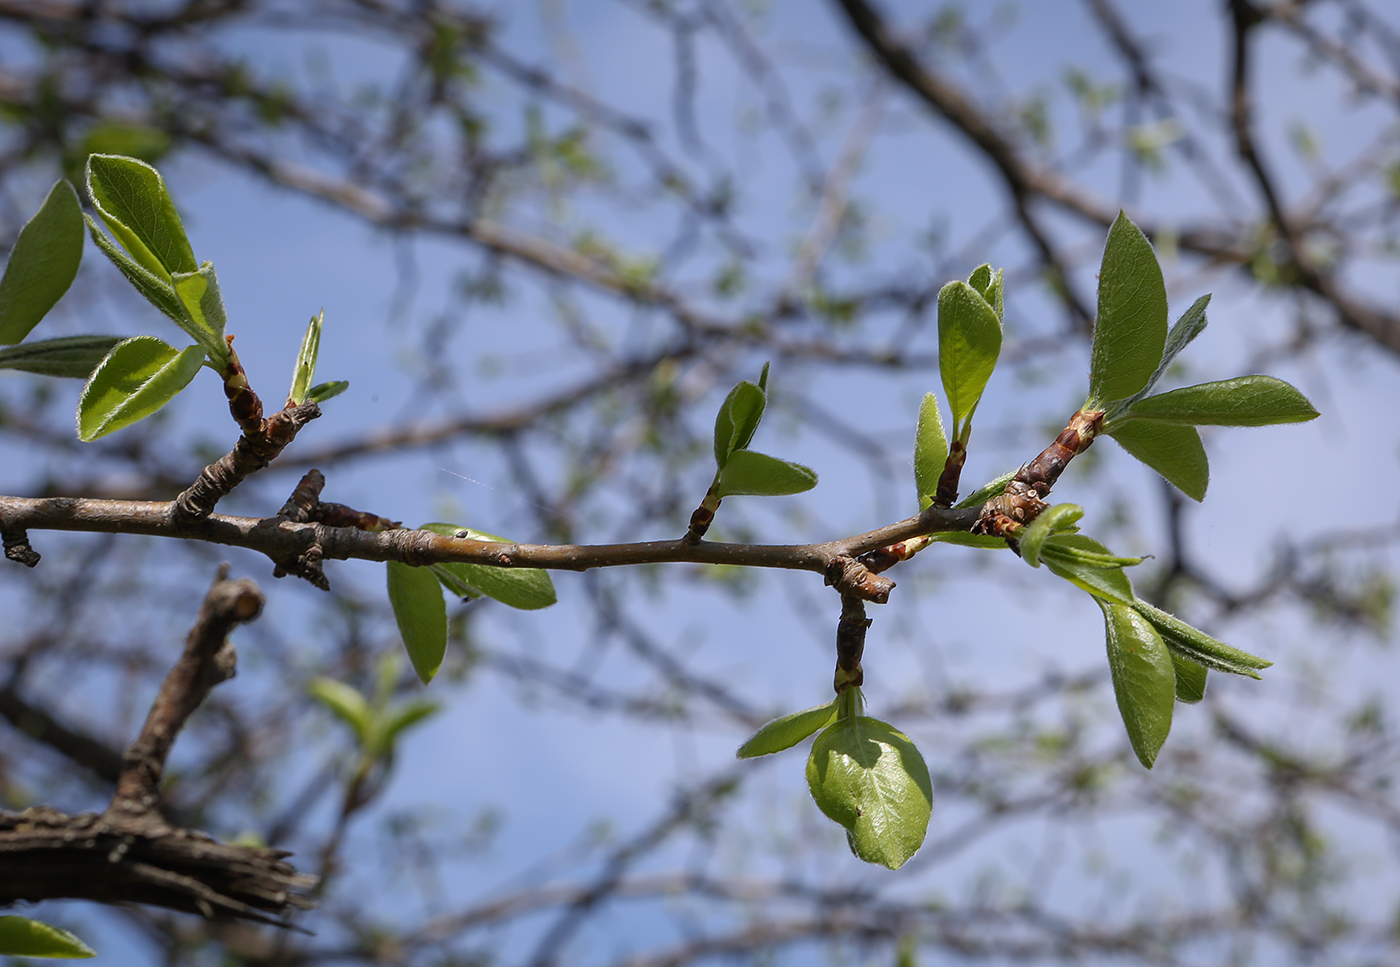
left=737, top=700, right=839, bottom=758
left=806, top=716, right=933, bottom=870
left=0, top=916, right=95, bottom=959
left=913, top=392, right=947, bottom=510
left=715, top=449, right=817, bottom=497
left=171, top=263, right=230, bottom=368
left=1132, top=599, right=1271, bottom=677
left=0, top=335, right=124, bottom=378
left=1099, top=600, right=1175, bottom=768
left=420, top=523, right=558, bottom=610
left=937, top=279, right=1002, bottom=433
left=955, top=469, right=1017, bottom=509
left=386, top=560, right=448, bottom=684
left=86, top=154, right=197, bottom=281
left=85, top=214, right=186, bottom=322
left=430, top=563, right=483, bottom=601
left=712, top=377, right=767, bottom=468
left=0, top=180, right=84, bottom=345
left=1109, top=294, right=1211, bottom=418
left=307, top=677, right=374, bottom=748
left=967, top=263, right=1004, bottom=320
left=372, top=698, right=441, bottom=759
left=1018, top=503, right=1085, bottom=568
left=306, top=379, right=349, bottom=403
left=1105, top=420, right=1209, bottom=501
left=288, top=310, right=324, bottom=404
left=1118, top=375, right=1319, bottom=427
left=1038, top=533, right=1143, bottom=570
left=1172, top=654, right=1207, bottom=703
left=1041, top=534, right=1137, bottom=606
left=1088, top=212, right=1168, bottom=405
left=76, top=336, right=204, bottom=441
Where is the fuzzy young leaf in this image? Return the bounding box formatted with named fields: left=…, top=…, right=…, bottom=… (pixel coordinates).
left=938, top=279, right=1002, bottom=433
left=1042, top=534, right=1137, bottom=606
left=737, top=700, right=839, bottom=758
left=1038, top=533, right=1143, bottom=570
left=1111, top=294, right=1211, bottom=417
left=1119, top=375, right=1319, bottom=427
left=1132, top=599, right=1271, bottom=677
left=306, top=379, right=349, bottom=403
left=0, top=916, right=95, bottom=959
left=1106, top=420, right=1209, bottom=501
left=806, top=716, right=933, bottom=870
left=967, top=263, right=1004, bottom=320
left=712, top=378, right=767, bottom=468
left=1088, top=212, right=1168, bottom=405
left=307, top=677, right=374, bottom=748
left=76, top=336, right=204, bottom=441
left=715, top=450, right=817, bottom=497
left=387, top=561, right=448, bottom=683
left=1100, top=600, right=1175, bottom=768
left=955, top=469, right=1017, bottom=509
left=170, top=263, right=230, bottom=368
left=0, top=180, right=84, bottom=345
left=85, top=154, right=197, bottom=281
left=289, top=310, right=324, bottom=404
left=85, top=214, right=186, bottom=322
left=1018, top=503, right=1084, bottom=568
left=421, top=523, right=557, bottom=610
left=1172, top=654, right=1207, bottom=703
left=913, top=392, right=947, bottom=510
left=0, top=335, right=124, bottom=378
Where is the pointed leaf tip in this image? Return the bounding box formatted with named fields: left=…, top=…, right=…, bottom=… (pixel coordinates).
left=1089, top=212, right=1168, bottom=405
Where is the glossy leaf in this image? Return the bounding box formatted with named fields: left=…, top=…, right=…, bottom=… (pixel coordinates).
left=308, top=677, right=373, bottom=747
left=86, top=154, right=197, bottom=281
left=306, top=379, right=349, bottom=403
left=1111, top=294, right=1210, bottom=417
left=938, top=279, right=1002, bottom=432
left=913, top=392, right=947, bottom=510
left=171, top=262, right=230, bottom=368
left=806, top=716, right=933, bottom=870
left=1088, top=212, right=1168, bottom=405
left=1120, top=375, right=1319, bottom=427
left=0, top=180, right=84, bottom=344
left=288, top=310, right=324, bottom=404
left=386, top=560, right=448, bottom=684
left=1042, top=534, right=1137, bottom=606
left=76, top=336, right=204, bottom=441
left=1106, top=420, right=1209, bottom=501
left=715, top=449, right=817, bottom=497
left=0, top=916, right=95, bottom=959
left=1132, top=599, right=1271, bottom=677
left=1172, top=654, right=1207, bottom=703
left=421, top=523, right=557, bottom=610
left=1018, top=503, right=1084, bottom=568
left=712, top=378, right=766, bottom=468
left=0, top=335, right=124, bottom=378
left=737, top=700, right=839, bottom=758
left=85, top=214, right=186, bottom=322
left=1100, top=600, right=1175, bottom=768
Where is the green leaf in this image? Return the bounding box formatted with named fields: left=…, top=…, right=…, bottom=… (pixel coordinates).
left=386, top=560, right=448, bottom=684
left=1119, top=375, right=1319, bottom=427
left=306, top=379, right=349, bottom=403
left=937, top=279, right=1002, bottom=433
left=0, top=180, right=84, bottom=344
left=1018, top=503, right=1084, bottom=568
left=1099, top=600, right=1175, bottom=768
left=307, top=677, right=373, bottom=747
left=715, top=449, right=817, bottom=497
left=0, top=335, right=124, bottom=378
left=1111, top=294, right=1210, bottom=417
left=1042, top=534, right=1137, bottom=606
left=1088, top=212, right=1168, bottom=405
left=967, top=263, right=1004, bottom=320
left=1038, top=533, right=1143, bottom=570
left=1105, top=420, right=1209, bottom=501
left=806, top=716, right=933, bottom=870
left=913, top=392, right=947, bottom=510
left=737, top=700, right=839, bottom=758
left=288, top=310, right=324, bottom=404
left=171, top=262, right=230, bottom=368
left=76, top=336, right=204, bottom=441
left=1132, top=599, right=1271, bottom=677
left=713, top=377, right=767, bottom=468
left=929, top=530, right=1008, bottom=549
left=421, top=523, right=558, bottom=610
left=0, top=916, right=95, bottom=958
left=955, top=470, right=1017, bottom=509
left=85, top=154, right=197, bottom=281
left=85, top=214, right=185, bottom=322
left=1172, top=654, right=1207, bottom=703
